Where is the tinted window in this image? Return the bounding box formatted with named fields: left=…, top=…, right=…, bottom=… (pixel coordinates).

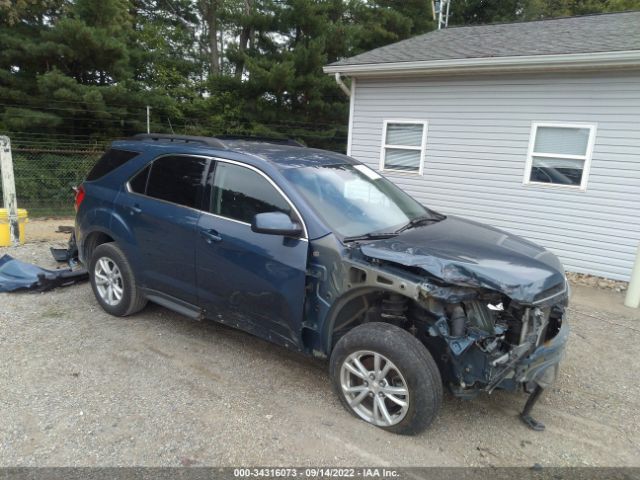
left=146, top=156, right=207, bottom=209
left=129, top=165, right=150, bottom=193
left=211, top=162, right=291, bottom=223
left=86, top=149, right=138, bottom=181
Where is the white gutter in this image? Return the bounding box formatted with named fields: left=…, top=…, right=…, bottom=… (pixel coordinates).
left=346, top=78, right=356, bottom=155
left=334, top=73, right=351, bottom=96
left=323, top=50, right=640, bottom=77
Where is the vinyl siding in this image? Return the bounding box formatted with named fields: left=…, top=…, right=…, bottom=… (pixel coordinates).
left=349, top=71, right=640, bottom=281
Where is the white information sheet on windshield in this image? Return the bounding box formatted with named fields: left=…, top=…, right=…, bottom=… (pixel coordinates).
left=353, top=164, right=382, bottom=180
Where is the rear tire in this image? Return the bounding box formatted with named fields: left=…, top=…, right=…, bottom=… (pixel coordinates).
left=330, top=322, right=443, bottom=435
left=89, top=242, right=147, bottom=317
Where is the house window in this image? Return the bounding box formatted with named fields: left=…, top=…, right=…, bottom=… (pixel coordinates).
left=524, top=123, right=597, bottom=190
left=380, top=120, right=427, bottom=174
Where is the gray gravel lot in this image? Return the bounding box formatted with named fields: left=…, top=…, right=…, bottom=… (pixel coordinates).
left=1, top=223, right=640, bottom=467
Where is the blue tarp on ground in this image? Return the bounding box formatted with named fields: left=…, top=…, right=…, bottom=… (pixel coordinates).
left=0, top=254, right=87, bottom=292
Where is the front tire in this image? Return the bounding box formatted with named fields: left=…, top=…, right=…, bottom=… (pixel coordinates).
left=330, top=322, right=443, bottom=435
left=89, top=242, right=147, bottom=317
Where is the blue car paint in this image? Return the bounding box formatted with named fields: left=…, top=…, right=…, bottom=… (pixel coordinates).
left=196, top=212, right=308, bottom=349
left=357, top=215, right=566, bottom=304
left=76, top=137, right=569, bottom=396
left=76, top=140, right=330, bottom=350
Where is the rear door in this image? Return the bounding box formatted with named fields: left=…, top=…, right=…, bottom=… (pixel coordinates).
left=118, top=154, right=209, bottom=304
left=195, top=160, right=308, bottom=348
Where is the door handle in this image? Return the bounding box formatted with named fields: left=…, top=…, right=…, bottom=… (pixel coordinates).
left=200, top=229, right=222, bottom=243
left=130, top=205, right=142, bottom=215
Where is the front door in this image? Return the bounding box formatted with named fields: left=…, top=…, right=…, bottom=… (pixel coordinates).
left=195, top=161, right=308, bottom=348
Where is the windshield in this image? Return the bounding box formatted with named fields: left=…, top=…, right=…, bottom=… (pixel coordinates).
left=283, top=163, right=434, bottom=238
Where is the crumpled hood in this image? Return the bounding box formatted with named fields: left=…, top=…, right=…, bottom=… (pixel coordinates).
left=359, top=216, right=565, bottom=304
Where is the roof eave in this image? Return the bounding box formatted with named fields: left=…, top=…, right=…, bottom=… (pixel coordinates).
left=323, top=50, right=640, bottom=77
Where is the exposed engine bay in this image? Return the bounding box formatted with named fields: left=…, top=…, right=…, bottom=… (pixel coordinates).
left=342, top=289, right=568, bottom=397
left=329, top=273, right=568, bottom=393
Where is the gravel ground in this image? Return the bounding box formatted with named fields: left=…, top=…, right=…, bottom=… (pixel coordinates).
left=1, top=220, right=640, bottom=467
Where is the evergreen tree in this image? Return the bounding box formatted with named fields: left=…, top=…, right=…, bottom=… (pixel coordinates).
left=1, top=0, right=638, bottom=150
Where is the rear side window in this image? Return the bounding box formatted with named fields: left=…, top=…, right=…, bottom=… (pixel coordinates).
left=145, top=156, right=207, bottom=209
left=86, top=149, right=138, bottom=181
left=210, top=162, right=291, bottom=223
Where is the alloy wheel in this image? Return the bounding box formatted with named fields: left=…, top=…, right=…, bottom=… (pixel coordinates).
left=339, top=350, right=410, bottom=427
left=94, top=256, right=124, bottom=306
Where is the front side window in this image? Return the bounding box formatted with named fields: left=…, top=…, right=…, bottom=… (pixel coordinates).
left=525, top=123, right=596, bottom=190
left=143, top=155, right=208, bottom=208
left=210, top=162, right=291, bottom=224
left=380, top=121, right=427, bottom=174
left=283, top=163, right=433, bottom=238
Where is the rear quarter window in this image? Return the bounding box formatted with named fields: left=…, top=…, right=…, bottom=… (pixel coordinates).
left=86, top=149, right=139, bottom=181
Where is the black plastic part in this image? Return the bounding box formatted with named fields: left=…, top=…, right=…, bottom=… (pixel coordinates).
left=50, top=248, right=70, bottom=262
left=56, top=225, right=74, bottom=234
left=520, top=384, right=546, bottom=431
left=50, top=231, right=80, bottom=267
left=449, top=305, right=467, bottom=337
left=217, top=135, right=305, bottom=147
left=131, top=133, right=228, bottom=149
left=131, top=133, right=305, bottom=149
left=35, top=268, right=89, bottom=292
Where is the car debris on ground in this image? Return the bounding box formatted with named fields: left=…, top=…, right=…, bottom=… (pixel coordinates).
left=0, top=227, right=87, bottom=292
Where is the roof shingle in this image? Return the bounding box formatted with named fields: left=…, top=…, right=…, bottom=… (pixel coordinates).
left=329, top=11, right=640, bottom=67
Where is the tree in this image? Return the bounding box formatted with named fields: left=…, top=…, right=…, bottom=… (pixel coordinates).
left=450, top=0, right=640, bottom=24
left=2, top=0, right=636, bottom=150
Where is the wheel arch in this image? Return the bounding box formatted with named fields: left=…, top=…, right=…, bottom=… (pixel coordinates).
left=80, top=206, right=137, bottom=264
left=321, top=286, right=416, bottom=355
left=82, top=229, right=115, bottom=262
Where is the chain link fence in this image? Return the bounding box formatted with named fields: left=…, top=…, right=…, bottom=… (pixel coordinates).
left=0, top=137, right=105, bottom=217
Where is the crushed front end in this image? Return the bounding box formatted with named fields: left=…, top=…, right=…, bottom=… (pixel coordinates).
left=413, top=282, right=570, bottom=398
left=310, top=218, right=572, bottom=430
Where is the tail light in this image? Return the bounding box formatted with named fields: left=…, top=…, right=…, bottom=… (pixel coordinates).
left=74, top=184, right=85, bottom=212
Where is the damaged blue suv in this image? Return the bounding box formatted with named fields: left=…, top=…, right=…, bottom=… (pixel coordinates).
left=75, top=134, right=569, bottom=435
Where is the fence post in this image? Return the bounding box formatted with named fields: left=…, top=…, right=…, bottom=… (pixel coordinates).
left=0, top=136, right=20, bottom=246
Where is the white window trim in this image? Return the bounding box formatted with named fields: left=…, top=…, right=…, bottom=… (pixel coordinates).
left=380, top=119, right=428, bottom=175
left=523, top=122, right=597, bottom=191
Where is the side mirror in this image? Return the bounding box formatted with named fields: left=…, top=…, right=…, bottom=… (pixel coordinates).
left=251, top=212, right=303, bottom=237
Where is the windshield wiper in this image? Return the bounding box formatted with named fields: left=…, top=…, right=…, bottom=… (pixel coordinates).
left=394, top=213, right=446, bottom=234
left=342, top=232, right=398, bottom=243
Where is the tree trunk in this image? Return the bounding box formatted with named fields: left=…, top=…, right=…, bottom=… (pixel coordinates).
left=234, top=0, right=252, bottom=80
left=219, top=21, right=224, bottom=73
left=206, top=0, right=220, bottom=77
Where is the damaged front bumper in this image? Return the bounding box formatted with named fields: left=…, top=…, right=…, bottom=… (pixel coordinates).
left=513, top=319, right=569, bottom=389
left=439, top=296, right=570, bottom=398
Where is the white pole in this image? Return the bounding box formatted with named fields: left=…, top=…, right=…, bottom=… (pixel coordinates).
left=146, top=105, right=151, bottom=134
left=445, top=0, right=451, bottom=28
left=624, top=242, right=640, bottom=308
left=0, top=136, right=20, bottom=246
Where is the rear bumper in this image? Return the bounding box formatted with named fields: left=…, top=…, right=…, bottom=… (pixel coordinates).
left=514, top=319, right=570, bottom=388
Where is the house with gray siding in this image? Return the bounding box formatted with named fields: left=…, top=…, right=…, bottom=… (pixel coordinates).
left=324, top=12, right=640, bottom=281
